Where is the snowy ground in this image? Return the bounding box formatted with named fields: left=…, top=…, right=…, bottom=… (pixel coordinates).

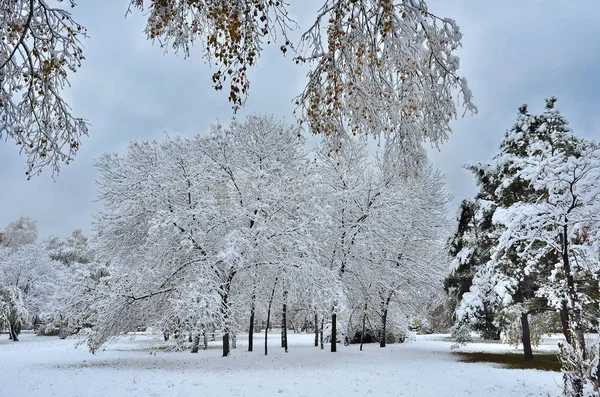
left=1, top=331, right=564, bottom=397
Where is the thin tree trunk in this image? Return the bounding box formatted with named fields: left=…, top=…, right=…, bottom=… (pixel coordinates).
left=221, top=302, right=230, bottom=357
left=265, top=279, right=278, bottom=356
left=265, top=305, right=272, bottom=356
left=331, top=312, right=337, bottom=352
left=220, top=271, right=235, bottom=357
left=521, top=312, right=533, bottom=361
left=203, top=330, right=208, bottom=350
left=248, top=294, right=255, bottom=352
left=9, top=322, right=18, bottom=342
left=380, top=294, right=392, bottom=348
left=560, top=301, right=571, bottom=344
left=222, top=332, right=230, bottom=357
left=380, top=307, right=388, bottom=348
left=320, top=317, right=324, bottom=350
left=314, top=312, right=319, bottom=347
left=191, top=334, right=200, bottom=353
left=282, top=290, right=288, bottom=353
left=360, top=302, right=367, bottom=352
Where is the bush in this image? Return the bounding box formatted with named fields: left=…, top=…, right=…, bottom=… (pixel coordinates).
left=385, top=332, right=407, bottom=344
left=36, top=324, right=60, bottom=336
left=350, top=331, right=375, bottom=344
left=451, top=323, right=473, bottom=348
left=348, top=329, right=409, bottom=345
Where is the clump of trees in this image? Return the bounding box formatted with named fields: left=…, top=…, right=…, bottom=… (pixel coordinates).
left=88, top=114, right=451, bottom=357
left=0, top=115, right=452, bottom=361
left=0, top=217, right=100, bottom=341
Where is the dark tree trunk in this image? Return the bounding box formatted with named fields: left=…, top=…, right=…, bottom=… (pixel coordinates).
left=320, top=318, right=324, bottom=350
left=282, top=290, right=288, bottom=353
left=191, top=334, right=200, bottom=353
left=222, top=332, right=230, bottom=357
left=380, top=308, right=388, bottom=348
left=521, top=312, right=533, bottom=361
left=331, top=312, right=337, bottom=352
left=9, top=321, right=19, bottom=342
left=265, top=304, right=272, bottom=356
left=188, top=332, right=193, bottom=343
left=163, top=330, right=170, bottom=341
left=314, top=312, right=319, bottom=347
left=360, top=302, right=367, bottom=352
left=559, top=302, right=571, bottom=344
left=248, top=295, right=255, bottom=352
left=203, top=330, right=208, bottom=350
left=265, top=279, right=278, bottom=356
left=219, top=271, right=235, bottom=357
left=380, top=294, right=392, bottom=348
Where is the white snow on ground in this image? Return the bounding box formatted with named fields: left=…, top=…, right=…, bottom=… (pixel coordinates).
left=0, top=332, right=563, bottom=397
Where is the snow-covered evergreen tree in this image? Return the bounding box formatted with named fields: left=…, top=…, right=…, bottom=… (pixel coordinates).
left=491, top=99, right=600, bottom=395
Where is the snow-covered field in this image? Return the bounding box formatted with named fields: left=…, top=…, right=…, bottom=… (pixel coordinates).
left=1, top=332, right=563, bottom=397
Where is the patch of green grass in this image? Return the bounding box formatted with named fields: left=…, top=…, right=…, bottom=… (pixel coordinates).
left=454, top=351, right=561, bottom=372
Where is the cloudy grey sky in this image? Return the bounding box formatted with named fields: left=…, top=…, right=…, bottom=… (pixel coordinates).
left=1, top=0, right=599, bottom=239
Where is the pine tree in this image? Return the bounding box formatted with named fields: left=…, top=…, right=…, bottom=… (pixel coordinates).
left=453, top=99, right=579, bottom=359
left=446, top=198, right=501, bottom=340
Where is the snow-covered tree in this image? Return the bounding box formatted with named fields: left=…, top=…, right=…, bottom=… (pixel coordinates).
left=40, top=230, right=97, bottom=338
left=45, top=230, right=93, bottom=266
left=311, top=136, right=371, bottom=351
left=0, top=0, right=88, bottom=177
left=352, top=161, right=451, bottom=347
left=490, top=99, right=600, bottom=395
left=89, top=112, right=453, bottom=358
left=0, top=216, right=41, bottom=340
left=446, top=198, right=502, bottom=340
left=313, top=135, right=450, bottom=351
left=3, top=1, right=474, bottom=176
left=454, top=101, right=583, bottom=363
left=1, top=216, right=38, bottom=248
left=0, top=219, right=65, bottom=341
left=92, top=115, right=315, bottom=357
left=452, top=98, right=600, bottom=393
